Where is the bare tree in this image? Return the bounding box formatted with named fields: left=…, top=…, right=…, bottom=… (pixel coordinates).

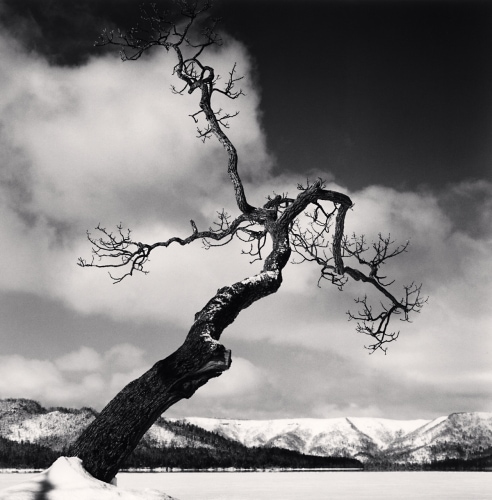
left=69, top=1, right=426, bottom=483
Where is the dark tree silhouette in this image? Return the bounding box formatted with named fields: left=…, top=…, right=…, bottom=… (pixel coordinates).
left=69, top=1, right=426, bottom=483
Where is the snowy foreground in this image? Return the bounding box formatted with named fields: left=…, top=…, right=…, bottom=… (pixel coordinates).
left=0, top=457, right=176, bottom=500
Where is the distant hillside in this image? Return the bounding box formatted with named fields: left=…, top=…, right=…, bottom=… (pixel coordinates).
left=0, top=399, right=96, bottom=452
left=1, top=399, right=491, bottom=470
left=176, top=416, right=426, bottom=461
left=380, top=412, right=492, bottom=465
left=174, top=413, right=492, bottom=469
left=126, top=418, right=359, bottom=470
left=0, top=399, right=360, bottom=470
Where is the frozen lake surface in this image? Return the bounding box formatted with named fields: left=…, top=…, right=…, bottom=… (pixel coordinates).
left=1, top=470, right=491, bottom=499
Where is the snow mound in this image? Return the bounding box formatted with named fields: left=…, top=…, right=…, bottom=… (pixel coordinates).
left=0, top=457, right=177, bottom=500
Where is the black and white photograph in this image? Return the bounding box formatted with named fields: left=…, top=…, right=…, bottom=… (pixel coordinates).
left=0, top=0, right=491, bottom=498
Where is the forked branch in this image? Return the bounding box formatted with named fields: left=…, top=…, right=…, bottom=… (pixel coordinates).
left=83, top=2, right=426, bottom=352
left=291, top=214, right=427, bottom=352
left=347, top=282, right=427, bottom=353
left=71, top=1, right=430, bottom=486
left=78, top=214, right=250, bottom=283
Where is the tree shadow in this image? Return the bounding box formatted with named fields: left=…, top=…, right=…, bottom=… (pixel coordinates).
left=33, top=476, right=53, bottom=500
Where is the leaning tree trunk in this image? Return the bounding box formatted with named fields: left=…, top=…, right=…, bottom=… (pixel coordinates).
left=68, top=231, right=290, bottom=483
left=68, top=9, right=355, bottom=478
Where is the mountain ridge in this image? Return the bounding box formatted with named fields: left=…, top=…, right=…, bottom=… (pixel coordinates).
left=1, top=399, right=491, bottom=469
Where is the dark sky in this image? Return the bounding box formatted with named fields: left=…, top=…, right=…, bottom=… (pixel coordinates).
left=222, top=1, right=492, bottom=190
left=3, top=0, right=491, bottom=191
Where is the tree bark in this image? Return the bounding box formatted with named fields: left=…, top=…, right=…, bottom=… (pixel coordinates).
left=69, top=175, right=355, bottom=483
left=68, top=2, right=423, bottom=478
left=68, top=255, right=285, bottom=482
left=71, top=11, right=357, bottom=480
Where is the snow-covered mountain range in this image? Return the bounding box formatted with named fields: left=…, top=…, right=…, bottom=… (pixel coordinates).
left=171, top=413, right=492, bottom=464
left=2, top=399, right=492, bottom=466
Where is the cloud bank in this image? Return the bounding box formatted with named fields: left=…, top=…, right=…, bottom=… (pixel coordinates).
left=0, top=344, right=146, bottom=408
left=0, top=26, right=490, bottom=419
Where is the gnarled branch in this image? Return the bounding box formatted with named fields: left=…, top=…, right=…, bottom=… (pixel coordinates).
left=291, top=216, right=427, bottom=352
left=74, top=1, right=428, bottom=483
left=78, top=213, right=250, bottom=283
left=347, top=282, right=427, bottom=353
left=85, top=2, right=426, bottom=352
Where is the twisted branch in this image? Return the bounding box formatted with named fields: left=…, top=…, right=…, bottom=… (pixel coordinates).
left=78, top=214, right=249, bottom=283
left=83, top=2, right=426, bottom=352
left=291, top=216, right=427, bottom=353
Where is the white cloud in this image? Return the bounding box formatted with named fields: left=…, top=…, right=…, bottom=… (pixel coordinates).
left=0, top=28, right=275, bottom=329
left=104, top=343, right=146, bottom=371
left=0, top=347, right=269, bottom=416
left=0, top=35, right=271, bottom=225
left=0, top=354, right=104, bottom=407
left=55, top=346, right=102, bottom=372
left=0, top=355, right=62, bottom=396
left=0, top=344, right=149, bottom=410
left=196, top=357, right=264, bottom=398
left=0, top=24, right=490, bottom=420
left=312, top=403, right=385, bottom=419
